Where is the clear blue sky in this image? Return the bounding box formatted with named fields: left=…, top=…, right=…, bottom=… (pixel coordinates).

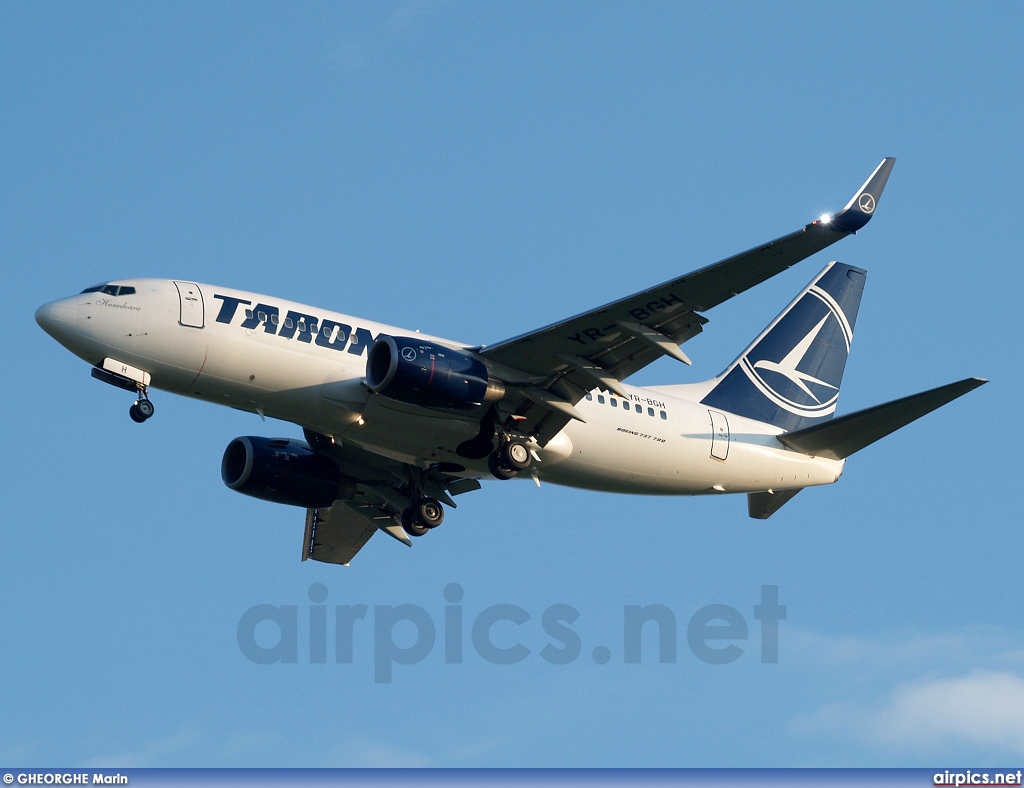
left=2, top=1, right=1021, bottom=768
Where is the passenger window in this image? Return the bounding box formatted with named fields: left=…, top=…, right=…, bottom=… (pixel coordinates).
left=271, top=314, right=279, bottom=325
left=648, top=407, right=654, bottom=417
left=585, top=393, right=592, bottom=401
left=610, top=399, right=617, bottom=408
left=284, top=318, right=293, bottom=329
left=660, top=411, right=667, bottom=420
left=597, top=395, right=605, bottom=404
left=635, top=404, right=642, bottom=413
left=245, top=309, right=254, bottom=320
left=257, top=311, right=267, bottom=322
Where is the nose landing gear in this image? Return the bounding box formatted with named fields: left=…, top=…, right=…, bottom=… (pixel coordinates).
left=90, top=361, right=156, bottom=424
left=129, top=392, right=155, bottom=423
left=90, top=364, right=155, bottom=423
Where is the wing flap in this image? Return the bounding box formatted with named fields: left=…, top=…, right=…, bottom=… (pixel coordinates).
left=303, top=503, right=381, bottom=566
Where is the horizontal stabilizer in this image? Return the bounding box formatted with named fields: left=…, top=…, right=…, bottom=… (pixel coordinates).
left=748, top=488, right=802, bottom=519
left=779, top=377, right=987, bottom=460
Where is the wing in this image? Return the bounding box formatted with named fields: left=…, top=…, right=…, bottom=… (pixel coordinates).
left=303, top=496, right=408, bottom=566
left=301, top=438, right=484, bottom=565
left=480, top=158, right=896, bottom=444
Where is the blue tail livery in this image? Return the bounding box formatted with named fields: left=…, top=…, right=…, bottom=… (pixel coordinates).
left=701, top=262, right=866, bottom=432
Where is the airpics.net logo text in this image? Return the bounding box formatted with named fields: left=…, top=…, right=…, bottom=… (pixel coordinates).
left=236, top=584, right=786, bottom=683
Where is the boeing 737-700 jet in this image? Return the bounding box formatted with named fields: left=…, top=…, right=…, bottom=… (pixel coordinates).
left=35, top=158, right=985, bottom=565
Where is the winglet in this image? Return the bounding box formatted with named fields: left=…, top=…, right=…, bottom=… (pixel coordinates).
left=824, top=157, right=896, bottom=234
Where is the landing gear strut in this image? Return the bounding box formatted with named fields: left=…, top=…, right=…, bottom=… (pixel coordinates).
left=129, top=391, right=155, bottom=423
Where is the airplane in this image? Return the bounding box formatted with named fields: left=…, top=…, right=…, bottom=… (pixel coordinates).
left=35, top=157, right=986, bottom=565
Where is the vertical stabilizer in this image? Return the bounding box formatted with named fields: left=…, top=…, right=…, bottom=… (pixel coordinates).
left=700, top=262, right=866, bottom=432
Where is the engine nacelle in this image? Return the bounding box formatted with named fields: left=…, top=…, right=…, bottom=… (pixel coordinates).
left=366, top=335, right=505, bottom=410
left=221, top=436, right=347, bottom=508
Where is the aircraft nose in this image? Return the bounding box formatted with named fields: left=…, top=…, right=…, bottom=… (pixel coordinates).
left=35, top=297, right=79, bottom=345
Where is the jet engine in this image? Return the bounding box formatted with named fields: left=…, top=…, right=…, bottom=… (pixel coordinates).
left=366, top=336, right=504, bottom=410
left=221, top=436, right=350, bottom=508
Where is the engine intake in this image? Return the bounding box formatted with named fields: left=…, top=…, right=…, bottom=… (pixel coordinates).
left=221, top=436, right=347, bottom=508
left=366, top=336, right=504, bottom=410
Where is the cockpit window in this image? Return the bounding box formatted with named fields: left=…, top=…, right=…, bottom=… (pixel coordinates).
left=80, top=284, right=135, bottom=296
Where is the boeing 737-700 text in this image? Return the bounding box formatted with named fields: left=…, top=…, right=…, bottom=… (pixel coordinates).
left=36, top=158, right=986, bottom=564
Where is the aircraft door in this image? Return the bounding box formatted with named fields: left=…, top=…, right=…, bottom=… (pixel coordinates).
left=174, top=281, right=205, bottom=328
left=709, top=410, right=730, bottom=461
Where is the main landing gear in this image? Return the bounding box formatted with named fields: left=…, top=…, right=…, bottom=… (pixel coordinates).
left=129, top=391, right=155, bottom=423
left=401, top=496, right=445, bottom=538
left=488, top=438, right=532, bottom=480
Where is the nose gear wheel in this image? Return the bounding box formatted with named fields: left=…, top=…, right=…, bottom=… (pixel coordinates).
left=129, top=391, right=155, bottom=423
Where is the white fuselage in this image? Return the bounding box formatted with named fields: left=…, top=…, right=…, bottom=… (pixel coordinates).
left=38, top=278, right=844, bottom=496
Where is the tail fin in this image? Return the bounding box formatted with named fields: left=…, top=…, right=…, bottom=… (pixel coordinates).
left=701, top=262, right=866, bottom=431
